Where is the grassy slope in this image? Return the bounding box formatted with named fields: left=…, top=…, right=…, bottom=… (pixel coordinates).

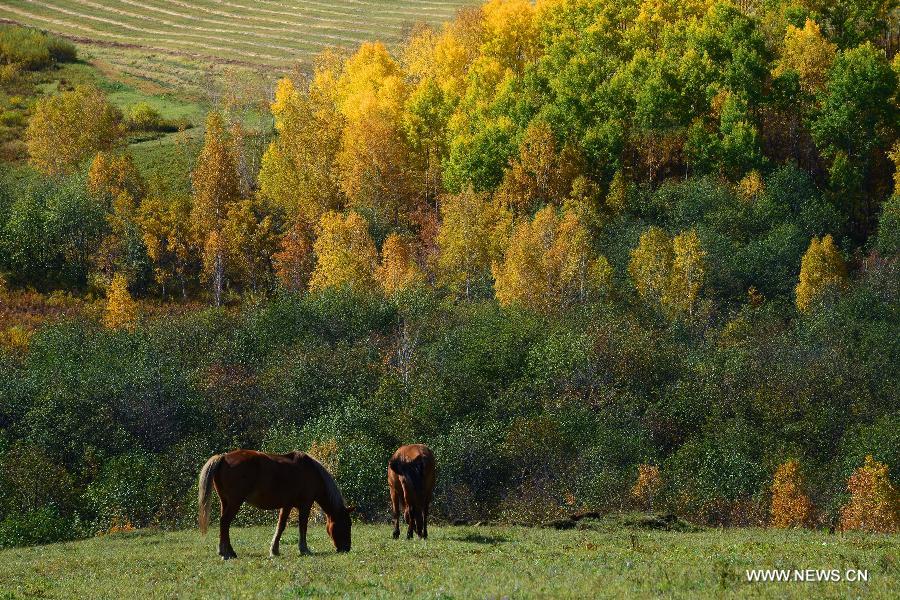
left=0, top=523, right=896, bottom=599
left=0, top=0, right=475, bottom=69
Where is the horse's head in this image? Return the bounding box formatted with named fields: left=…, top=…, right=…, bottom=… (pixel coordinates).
left=326, top=505, right=355, bottom=552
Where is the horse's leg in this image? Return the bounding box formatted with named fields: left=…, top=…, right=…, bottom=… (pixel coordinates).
left=297, top=501, right=312, bottom=554
left=415, top=506, right=425, bottom=539
left=404, top=505, right=414, bottom=540
left=219, top=500, right=240, bottom=559
left=422, top=504, right=429, bottom=540
left=390, top=485, right=401, bottom=540
left=270, top=508, right=289, bottom=557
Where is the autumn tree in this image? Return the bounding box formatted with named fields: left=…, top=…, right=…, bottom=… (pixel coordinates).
left=104, top=272, right=137, bottom=330
left=629, top=226, right=674, bottom=306
left=87, top=151, right=146, bottom=206
left=795, top=234, right=848, bottom=312
left=309, top=210, right=378, bottom=292
left=272, top=222, right=315, bottom=292
left=436, top=188, right=510, bottom=298
left=494, top=121, right=581, bottom=214
left=629, top=227, right=706, bottom=317
left=770, top=460, right=813, bottom=528
left=840, top=456, right=900, bottom=533
left=25, top=85, right=123, bottom=176
left=91, top=191, right=147, bottom=286
left=377, top=233, right=424, bottom=295
left=493, top=205, right=610, bottom=311
left=191, top=111, right=240, bottom=306
left=773, top=19, right=837, bottom=94
left=221, top=197, right=278, bottom=293
left=138, top=194, right=194, bottom=298
left=664, top=230, right=706, bottom=317
left=258, top=75, right=344, bottom=227
left=335, top=42, right=417, bottom=227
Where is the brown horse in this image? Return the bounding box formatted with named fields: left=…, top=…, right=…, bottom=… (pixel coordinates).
left=198, top=449, right=353, bottom=559
left=388, top=444, right=436, bottom=540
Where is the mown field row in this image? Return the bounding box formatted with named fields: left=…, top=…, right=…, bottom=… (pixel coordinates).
left=0, top=0, right=475, bottom=67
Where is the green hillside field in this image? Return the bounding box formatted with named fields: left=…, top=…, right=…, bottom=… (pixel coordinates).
left=0, top=0, right=475, bottom=69
left=0, top=521, right=897, bottom=599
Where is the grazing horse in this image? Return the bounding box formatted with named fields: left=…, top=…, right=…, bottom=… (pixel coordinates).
left=198, top=449, right=353, bottom=559
left=388, top=444, right=436, bottom=540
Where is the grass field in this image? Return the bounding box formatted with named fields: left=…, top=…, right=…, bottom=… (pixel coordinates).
left=0, top=520, right=897, bottom=599
left=0, top=0, right=475, bottom=70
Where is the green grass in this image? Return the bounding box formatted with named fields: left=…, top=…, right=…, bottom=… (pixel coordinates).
left=0, top=0, right=476, bottom=70
left=0, top=522, right=897, bottom=598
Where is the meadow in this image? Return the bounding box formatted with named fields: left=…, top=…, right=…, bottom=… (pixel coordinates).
left=0, top=0, right=475, bottom=69
left=0, top=520, right=897, bottom=599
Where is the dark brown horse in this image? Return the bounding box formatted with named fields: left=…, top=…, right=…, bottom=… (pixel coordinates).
left=198, top=450, right=353, bottom=559
left=388, top=444, right=436, bottom=540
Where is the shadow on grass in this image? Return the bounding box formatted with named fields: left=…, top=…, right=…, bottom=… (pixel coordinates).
left=451, top=533, right=508, bottom=545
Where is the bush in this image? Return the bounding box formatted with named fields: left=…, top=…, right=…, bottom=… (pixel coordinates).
left=84, top=452, right=166, bottom=531
left=0, top=506, right=83, bottom=548
left=0, top=26, right=75, bottom=70
left=127, top=103, right=162, bottom=131
left=840, top=456, right=900, bottom=533
left=769, top=460, right=813, bottom=528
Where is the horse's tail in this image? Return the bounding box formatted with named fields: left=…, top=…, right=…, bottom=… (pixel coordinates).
left=390, top=456, right=425, bottom=497
left=198, top=454, right=224, bottom=535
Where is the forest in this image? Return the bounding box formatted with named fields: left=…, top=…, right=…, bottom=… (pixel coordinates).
left=0, top=0, right=898, bottom=547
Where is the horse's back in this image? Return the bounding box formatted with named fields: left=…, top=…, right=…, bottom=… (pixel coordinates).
left=216, top=449, right=313, bottom=509
left=389, top=444, right=436, bottom=497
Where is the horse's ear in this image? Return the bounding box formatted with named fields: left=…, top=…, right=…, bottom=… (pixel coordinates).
left=346, top=505, right=357, bottom=514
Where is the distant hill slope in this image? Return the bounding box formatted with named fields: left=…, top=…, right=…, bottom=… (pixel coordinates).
left=0, top=0, right=475, bottom=67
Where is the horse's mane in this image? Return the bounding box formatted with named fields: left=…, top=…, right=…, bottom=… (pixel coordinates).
left=305, top=453, right=345, bottom=511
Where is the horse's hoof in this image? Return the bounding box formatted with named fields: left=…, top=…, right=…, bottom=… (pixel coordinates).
left=392, top=531, right=399, bottom=540
left=270, top=550, right=279, bottom=557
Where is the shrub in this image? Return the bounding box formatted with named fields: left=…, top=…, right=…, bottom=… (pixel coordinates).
left=770, top=460, right=813, bottom=528
left=840, top=455, right=900, bottom=533
left=632, top=464, right=663, bottom=512
left=84, top=452, right=166, bottom=530
left=0, top=26, right=75, bottom=70
left=0, top=506, right=82, bottom=548
left=127, top=103, right=162, bottom=131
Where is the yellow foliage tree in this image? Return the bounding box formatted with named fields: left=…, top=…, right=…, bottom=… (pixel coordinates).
left=309, top=211, right=378, bottom=292
left=377, top=233, right=424, bottom=295
left=664, top=229, right=706, bottom=317
left=840, top=456, right=900, bottom=533
left=258, top=77, right=344, bottom=226
left=87, top=151, right=146, bottom=205
left=104, top=273, right=137, bottom=331
left=630, top=226, right=706, bottom=317
left=335, top=42, right=416, bottom=227
left=481, top=0, right=538, bottom=73
left=221, top=197, right=278, bottom=293
left=272, top=222, right=315, bottom=292
left=795, top=234, right=848, bottom=312
left=770, top=460, right=814, bottom=528
left=773, top=19, right=837, bottom=94
left=436, top=188, right=511, bottom=298
left=25, top=85, right=123, bottom=176
left=138, top=194, right=194, bottom=299
left=493, top=205, right=610, bottom=311
left=631, top=464, right=663, bottom=512
left=629, top=226, right=674, bottom=305
left=192, top=112, right=241, bottom=306
left=495, top=121, right=581, bottom=214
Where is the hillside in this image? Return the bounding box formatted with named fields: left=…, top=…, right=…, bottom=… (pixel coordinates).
left=1, top=523, right=896, bottom=598
left=0, top=0, right=476, bottom=69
